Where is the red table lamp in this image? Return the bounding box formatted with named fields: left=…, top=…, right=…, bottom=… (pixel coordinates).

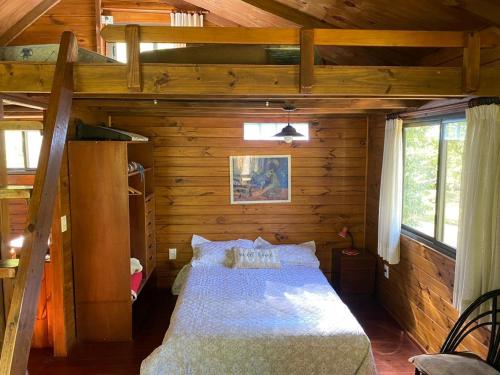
left=338, top=226, right=359, bottom=256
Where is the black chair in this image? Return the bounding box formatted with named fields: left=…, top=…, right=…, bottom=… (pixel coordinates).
left=410, top=289, right=500, bottom=375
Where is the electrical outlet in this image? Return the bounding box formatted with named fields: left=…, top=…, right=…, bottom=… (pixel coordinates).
left=169, top=248, right=177, bottom=260
left=60, top=215, right=67, bottom=233
left=383, top=264, right=390, bottom=279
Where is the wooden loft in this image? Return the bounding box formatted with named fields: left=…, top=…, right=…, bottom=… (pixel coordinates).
left=1, top=26, right=499, bottom=98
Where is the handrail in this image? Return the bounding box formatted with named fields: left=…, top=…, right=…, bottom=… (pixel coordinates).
left=101, top=25, right=499, bottom=94
left=100, top=25, right=499, bottom=47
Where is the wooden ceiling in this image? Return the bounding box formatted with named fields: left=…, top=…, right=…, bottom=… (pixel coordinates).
left=1, top=0, right=498, bottom=66
left=100, top=0, right=497, bottom=65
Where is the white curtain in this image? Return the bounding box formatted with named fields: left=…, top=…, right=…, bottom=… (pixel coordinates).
left=453, top=103, right=500, bottom=313
left=169, top=12, right=204, bottom=49
left=170, top=12, right=204, bottom=27
left=378, top=118, right=403, bottom=264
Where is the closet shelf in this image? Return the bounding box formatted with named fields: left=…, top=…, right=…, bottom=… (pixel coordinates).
left=128, top=167, right=152, bottom=177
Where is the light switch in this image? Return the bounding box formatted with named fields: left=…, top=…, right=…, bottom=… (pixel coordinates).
left=383, top=264, right=390, bottom=279
left=61, top=215, right=67, bottom=232
left=169, top=248, right=177, bottom=260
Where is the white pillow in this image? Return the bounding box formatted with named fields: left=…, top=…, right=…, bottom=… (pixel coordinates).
left=254, top=237, right=319, bottom=268
left=232, top=248, right=281, bottom=269
left=191, top=236, right=254, bottom=267
left=254, top=237, right=317, bottom=253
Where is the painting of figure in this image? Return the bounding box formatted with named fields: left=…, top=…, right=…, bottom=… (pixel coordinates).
left=230, top=155, right=291, bottom=204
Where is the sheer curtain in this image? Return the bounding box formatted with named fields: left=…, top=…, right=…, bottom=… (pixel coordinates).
left=453, top=103, right=500, bottom=313
left=378, top=118, right=403, bottom=264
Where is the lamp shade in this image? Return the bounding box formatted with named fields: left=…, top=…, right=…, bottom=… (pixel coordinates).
left=274, top=124, right=304, bottom=138
left=338, top=226, right=350, bottom=239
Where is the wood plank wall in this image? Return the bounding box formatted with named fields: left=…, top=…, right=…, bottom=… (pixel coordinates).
left=109, top=114, right=369, bottom=287
left=6, top=174, right=34, bottom=240
left=365, top=114, right=489, bottom=356
left=10, top=0, right=97, bottom=50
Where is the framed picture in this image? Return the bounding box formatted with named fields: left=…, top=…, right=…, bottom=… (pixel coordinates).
left=230, top=155, right=291, bottom=204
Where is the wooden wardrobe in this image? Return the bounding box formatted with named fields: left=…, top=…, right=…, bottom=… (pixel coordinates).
left=68, top=141, right=156, bottom=342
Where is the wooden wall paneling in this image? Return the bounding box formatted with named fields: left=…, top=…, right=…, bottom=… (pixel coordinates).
left=110, top=114, right=368, bottom=287
left=0, top=0, right=62, bottom=47
left=364, top=114, right=489, bottom=357
left=10, top=0, right=97, bottom=51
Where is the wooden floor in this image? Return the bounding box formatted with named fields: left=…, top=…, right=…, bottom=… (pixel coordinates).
left=28, top=290, right=422, bottom=374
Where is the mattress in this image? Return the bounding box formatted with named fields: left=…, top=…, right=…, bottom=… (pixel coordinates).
left=141, top=265, right=376, bottom=375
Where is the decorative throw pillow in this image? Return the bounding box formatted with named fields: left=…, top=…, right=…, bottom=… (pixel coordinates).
left=190, top=235, right=254, bottom=267
left=232, top=248, right=281, bottom=269
left=254, top=237, right=319, bottom=268
left=254, top=237, right=317, bottom=253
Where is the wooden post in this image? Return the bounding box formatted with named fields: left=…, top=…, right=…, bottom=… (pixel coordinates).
left=49, top=188, right=69, bottom=356
left=0, top=31, right=77, bottom=375
left=125, top=24, right=142, bottom=92
left=300, top=28, right=315, bottom=94
left=0, top=100, right=7, bottom=345
left=462, top=31, right=481, bottom=93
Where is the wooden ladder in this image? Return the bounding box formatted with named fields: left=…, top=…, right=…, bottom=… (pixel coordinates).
left=0, top=31, right=77, bottom=375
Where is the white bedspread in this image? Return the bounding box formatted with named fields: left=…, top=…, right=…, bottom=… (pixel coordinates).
left=141, top=265, right=376, bottom=375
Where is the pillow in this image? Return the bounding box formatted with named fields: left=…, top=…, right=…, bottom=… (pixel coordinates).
left=254, top=238, right=319, bottom=268
left=254, top=236, right=317, bottom=253
left=190, top=235, right=254, bottom=267
left=232, top=248, right=281, bottom=269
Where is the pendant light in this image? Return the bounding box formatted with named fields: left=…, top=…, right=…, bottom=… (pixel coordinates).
left=274, top=104, right=304, bottom=144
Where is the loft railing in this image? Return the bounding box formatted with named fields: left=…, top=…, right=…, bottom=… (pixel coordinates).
left=100, top=25, right=499, bottom=94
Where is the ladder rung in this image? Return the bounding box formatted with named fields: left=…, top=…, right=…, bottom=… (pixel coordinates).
left=0, top=259, right=19, bottom=279
left=0, top=185, right=32, bottom=199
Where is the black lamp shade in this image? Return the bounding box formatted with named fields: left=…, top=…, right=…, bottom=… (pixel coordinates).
left=274, top=124, right=304, bottom=138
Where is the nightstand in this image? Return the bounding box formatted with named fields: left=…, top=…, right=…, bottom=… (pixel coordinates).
left=332, top=249, right=376, bottom=296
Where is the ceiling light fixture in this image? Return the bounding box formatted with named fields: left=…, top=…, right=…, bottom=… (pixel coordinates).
left=274, top=104, right=304, bottom=144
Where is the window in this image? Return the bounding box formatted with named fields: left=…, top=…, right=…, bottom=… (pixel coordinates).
left=243, top=123, right=309, bottom=141
left=402, top=114, right=466, bottom=255
left=4, top=130, right=43, bottom=171
left=112, top=43, right=182, bottom=63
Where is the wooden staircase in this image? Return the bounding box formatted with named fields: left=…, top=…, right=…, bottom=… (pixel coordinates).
left=0, top=31, right=77, bottom=375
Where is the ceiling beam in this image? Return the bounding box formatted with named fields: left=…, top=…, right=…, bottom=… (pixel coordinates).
left=74, top=98, right=423, bottom=111
left=239, top=0, right=331, bottom=28
left=180, top=0, right=296, bottom=27
left=0, top=0, right=61, bottom=46
left=102, top=1, right=176, bottom=13
left=0, top=94, right=48, bottom=110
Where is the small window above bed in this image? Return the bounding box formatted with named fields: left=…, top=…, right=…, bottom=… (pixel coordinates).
left=243, top=123, right=309, bottom=141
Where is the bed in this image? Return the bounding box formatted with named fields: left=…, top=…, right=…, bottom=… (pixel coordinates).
left=141, top=259, right=376, bottom=374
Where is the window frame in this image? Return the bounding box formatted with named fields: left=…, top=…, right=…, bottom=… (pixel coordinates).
left=401, top=112, right=466, bottom=259
left=5, top=130, right=41, bottom=173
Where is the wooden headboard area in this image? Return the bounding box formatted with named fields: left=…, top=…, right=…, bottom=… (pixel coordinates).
left=107, top=114, right=375, bottom=287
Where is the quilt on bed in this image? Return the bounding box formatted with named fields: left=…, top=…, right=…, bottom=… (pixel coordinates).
left=141, top=265, right=376, bottom=375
